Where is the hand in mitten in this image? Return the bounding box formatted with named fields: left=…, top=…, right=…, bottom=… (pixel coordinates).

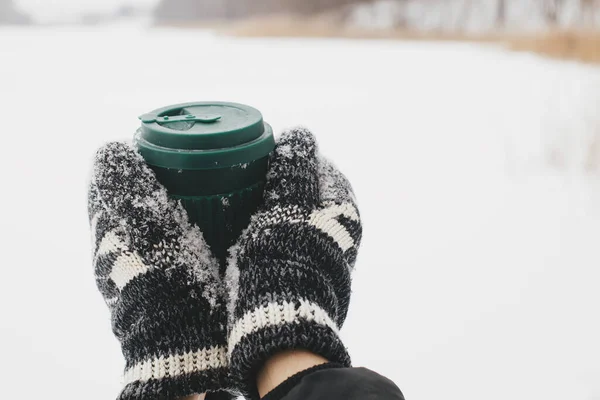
left=225, top=128, right=362, bottom=399
left=89, top=143, right=229, bottom=400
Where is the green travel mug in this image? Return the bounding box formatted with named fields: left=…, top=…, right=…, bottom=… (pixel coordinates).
left=135, top=102, right=275, bottom=265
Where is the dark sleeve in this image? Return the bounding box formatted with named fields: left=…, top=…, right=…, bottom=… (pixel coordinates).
left=262, top=363, right=405, bottom=400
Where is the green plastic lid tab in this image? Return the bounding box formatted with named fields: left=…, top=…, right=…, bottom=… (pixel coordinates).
left=135, top=102, right=275, bottom=170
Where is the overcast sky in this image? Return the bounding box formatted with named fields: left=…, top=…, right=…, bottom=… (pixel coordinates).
left=17, top=0, right=160, bottom=22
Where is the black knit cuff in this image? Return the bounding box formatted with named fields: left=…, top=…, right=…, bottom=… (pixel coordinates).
left=117, top=341, right=230, bottom=400
left=117, top=367, right=229, bottom=400
left=228, top=319, right=350, bottom=400
left=261, top=362, right=344, bottom=400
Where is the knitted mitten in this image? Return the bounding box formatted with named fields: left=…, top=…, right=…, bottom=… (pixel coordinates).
left=225, top=128, right=362, bottom=399
left=88, top=143, right=230, bottom=400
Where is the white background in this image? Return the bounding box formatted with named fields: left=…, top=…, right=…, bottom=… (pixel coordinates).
left=1, top=24, right=599, bottom=399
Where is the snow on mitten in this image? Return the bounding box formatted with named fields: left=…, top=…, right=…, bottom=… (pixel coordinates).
left=225, top=128, right=362, bottom=399
left=88, top=142, right=230, bottom=400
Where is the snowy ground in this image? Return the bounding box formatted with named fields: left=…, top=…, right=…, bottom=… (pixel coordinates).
left=1, top=26, right=599, bottom=400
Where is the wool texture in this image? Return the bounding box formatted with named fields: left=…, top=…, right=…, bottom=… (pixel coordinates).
left=88, top=142, right=230, bottom=400
left=225, top=128, right=363, bottom=399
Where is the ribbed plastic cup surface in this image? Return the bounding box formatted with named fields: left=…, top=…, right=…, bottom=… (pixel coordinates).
left=134, top=102, right=275, bottom=265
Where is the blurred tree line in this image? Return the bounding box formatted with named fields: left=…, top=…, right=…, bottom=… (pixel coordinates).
left=154, top=0, right=365, bottom=22
left=347, top=0, right=600, bottom=32
left=0, top=0, right=31, bottom=24
left=154, top=0, right=600, bottom=31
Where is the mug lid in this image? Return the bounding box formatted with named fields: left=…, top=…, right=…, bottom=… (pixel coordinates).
left=135, top=101, right=274, bottom=170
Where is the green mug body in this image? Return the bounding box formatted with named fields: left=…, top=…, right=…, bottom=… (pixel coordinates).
left=134, top=102, right=275, bottom=264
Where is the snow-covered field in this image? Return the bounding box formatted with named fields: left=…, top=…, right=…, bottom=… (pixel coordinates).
left=1, top=26, right=599, bottom=400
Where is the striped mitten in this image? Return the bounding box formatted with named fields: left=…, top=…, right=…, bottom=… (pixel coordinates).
left=88, top=143, right=229, bottom=400
left=225, top=128, right=362, bottom=399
